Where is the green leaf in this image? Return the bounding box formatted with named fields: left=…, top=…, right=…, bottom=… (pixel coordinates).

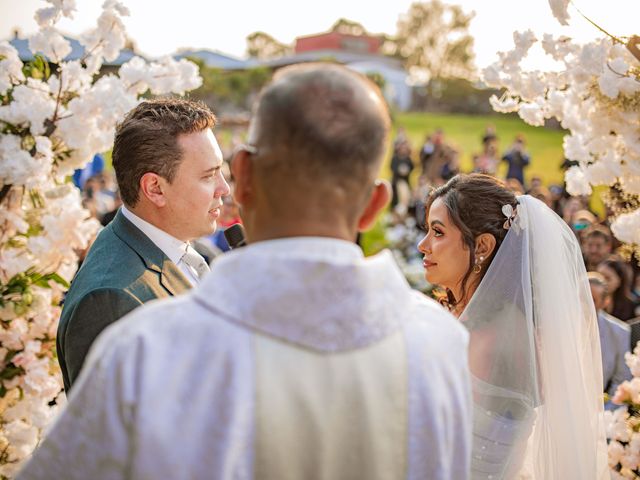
left=41, top=56, right=51, bottom=80
left=26, top=223, right=44, bottom=237
left=0, top=364, right=25, bottom=381
left=21, top=55, right=51, bottom=81
left=41, top=272, right=70, bottom=289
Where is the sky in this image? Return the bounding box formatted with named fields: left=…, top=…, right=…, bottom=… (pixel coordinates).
left=0, top=0, right=638, bottom=69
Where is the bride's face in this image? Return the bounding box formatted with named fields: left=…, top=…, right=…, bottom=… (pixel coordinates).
left=418, top=197, right=470, bottom=292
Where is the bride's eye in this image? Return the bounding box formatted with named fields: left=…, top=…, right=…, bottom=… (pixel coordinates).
left=433, top=228, right=443, bottom=237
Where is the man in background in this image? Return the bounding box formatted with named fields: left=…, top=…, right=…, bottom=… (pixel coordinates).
left=588, top=272, right=632, bottom=410
left=582, top=224, right=614, bottom=271
left=57, top=98, right=229, bottom=391
left=502, top=134, right=530, bottom=187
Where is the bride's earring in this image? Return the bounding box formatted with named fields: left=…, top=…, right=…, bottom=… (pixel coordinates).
left=473, top=256, right=484, bottom=274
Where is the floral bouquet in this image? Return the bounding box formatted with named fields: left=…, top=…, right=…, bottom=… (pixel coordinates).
left=605, top=344, right=640, bottom=479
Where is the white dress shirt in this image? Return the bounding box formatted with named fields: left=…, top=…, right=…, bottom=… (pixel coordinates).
left=120, top=206, right=201, bottom=286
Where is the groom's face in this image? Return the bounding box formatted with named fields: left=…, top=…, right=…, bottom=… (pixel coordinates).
left=161, top=129, right=230, bottom=241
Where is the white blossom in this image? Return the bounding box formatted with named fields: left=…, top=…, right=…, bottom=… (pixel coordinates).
left=482, top=27, right=640, bottom=251
left=28, top=27, right=72, bottom=63
left=620, top=173, right=640, bottom=197
left=0, top=149, right=44, bottom=187
left=548, top=0, right=570, bottom=25
left=562, top=134, right=590, bottom=163
left=119, top=56, right=151, bottom=94
left=481, top=65, right=502, bottom=88
left=0, top=318, right=28, bottom=351
left=519, top=72, right=546, bottom=101
left=541, top=34, right=576, bottom=61
left=611, top=210, right=640, bottom=245
left=0, top=42, right=25, bottom=94
left=488, top=94, right=519, bottom=113
left=47, top=61, right=93, bottom=95
left=575, top=41, right=608, bottom=76
left=609, top=440, right=626, bottom=467
left=0, top=79, right=57, bottom=135
left=79, top=0, right=129, bottom=73
left=585, top=153, right=621, bottom=186
left=564, top=166, right=593, bottom=196
left=34, top=0, right=76, bottom=27
left=3, top=420, right=39, bottom=461
left=621, top=432, right=640, bottom=470
left=517, top=101, right=545, bottom=126
left=146, top=56, right=203, bottom=95
left=513, top=30, right=537, bottom=55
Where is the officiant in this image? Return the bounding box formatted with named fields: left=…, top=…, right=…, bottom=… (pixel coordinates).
left=21, top=64, right=471, bottom=480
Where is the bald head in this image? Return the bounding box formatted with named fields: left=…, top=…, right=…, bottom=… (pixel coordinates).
left=233, top=64, right=392, bottom=242
left=249, top=64, right=390, bottom=191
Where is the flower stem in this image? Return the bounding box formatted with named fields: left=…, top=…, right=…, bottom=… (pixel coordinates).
left=569, top=1, right=626, bottom=45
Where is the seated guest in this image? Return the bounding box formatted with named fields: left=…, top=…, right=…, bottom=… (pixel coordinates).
left=19, top=64, right=472, bottom=480
left=588, top=272, right=632, bottom=409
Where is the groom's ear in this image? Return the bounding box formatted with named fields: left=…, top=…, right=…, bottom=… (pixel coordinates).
left=475, top=233, right=497, bottom=260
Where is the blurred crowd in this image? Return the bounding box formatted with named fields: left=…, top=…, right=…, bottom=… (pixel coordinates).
left=388, top=126, right=640, bottom=328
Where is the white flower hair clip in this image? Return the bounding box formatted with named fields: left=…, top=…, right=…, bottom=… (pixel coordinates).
left=502, top=203, right=522, bottom=233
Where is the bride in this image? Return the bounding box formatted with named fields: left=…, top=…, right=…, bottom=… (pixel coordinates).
left=418, top=174, right=608, bottom=479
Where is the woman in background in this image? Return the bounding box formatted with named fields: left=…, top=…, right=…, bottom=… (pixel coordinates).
left=598, top=256, right=640, bottom=321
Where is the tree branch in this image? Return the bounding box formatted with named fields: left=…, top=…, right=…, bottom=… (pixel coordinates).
left=0, top=185, right=12, bottom=205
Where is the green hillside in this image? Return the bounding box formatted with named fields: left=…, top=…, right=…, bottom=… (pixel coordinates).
left=384, top=112, right=567, bottom=186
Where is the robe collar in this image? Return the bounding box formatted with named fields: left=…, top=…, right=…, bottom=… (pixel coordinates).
left=194, top=237, right=414, bottom=352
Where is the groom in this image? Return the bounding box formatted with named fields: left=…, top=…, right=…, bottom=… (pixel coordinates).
left=21, top=64, right=471, bottom=480
left=57, top=98, right=230, bottom=391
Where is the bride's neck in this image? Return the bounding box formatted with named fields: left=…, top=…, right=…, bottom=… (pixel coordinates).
left=450, top=281, right=480, bottom=318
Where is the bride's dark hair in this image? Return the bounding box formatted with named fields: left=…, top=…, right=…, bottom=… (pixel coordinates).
left=425, top=173, right=518, bottom=308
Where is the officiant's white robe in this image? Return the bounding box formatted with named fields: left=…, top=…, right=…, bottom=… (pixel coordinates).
left=19, top=237, right=471, bottom=480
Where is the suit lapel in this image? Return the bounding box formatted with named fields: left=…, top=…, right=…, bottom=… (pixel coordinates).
left=111, top=209, right=192, bottom=296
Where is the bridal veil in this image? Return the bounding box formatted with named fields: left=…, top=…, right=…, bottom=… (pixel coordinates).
left=460, top=195, right=608, bottom=479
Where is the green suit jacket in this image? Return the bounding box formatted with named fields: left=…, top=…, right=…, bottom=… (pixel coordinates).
left=57, top=209, right=192, bottom=391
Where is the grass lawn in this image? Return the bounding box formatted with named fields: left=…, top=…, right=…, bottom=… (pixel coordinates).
left=384, top=111, right=567, bottom=186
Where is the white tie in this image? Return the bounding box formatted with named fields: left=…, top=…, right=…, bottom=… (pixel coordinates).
left=180, top=246, right=210, bottom=281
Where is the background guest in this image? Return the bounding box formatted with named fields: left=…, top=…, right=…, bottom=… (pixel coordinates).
left=581, top=224, right=614, bottom=272
left=588, top=272, right=632, bottom=410
left=598, top=256, right=640, bottom=322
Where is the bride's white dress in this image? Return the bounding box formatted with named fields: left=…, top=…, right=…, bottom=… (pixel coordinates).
left=470, top=376, right=535, bottom=479
left=460, top=195, right=608, bottom=479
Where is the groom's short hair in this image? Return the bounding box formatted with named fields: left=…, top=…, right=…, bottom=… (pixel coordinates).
left=112, top=98, right=216, bottom=207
